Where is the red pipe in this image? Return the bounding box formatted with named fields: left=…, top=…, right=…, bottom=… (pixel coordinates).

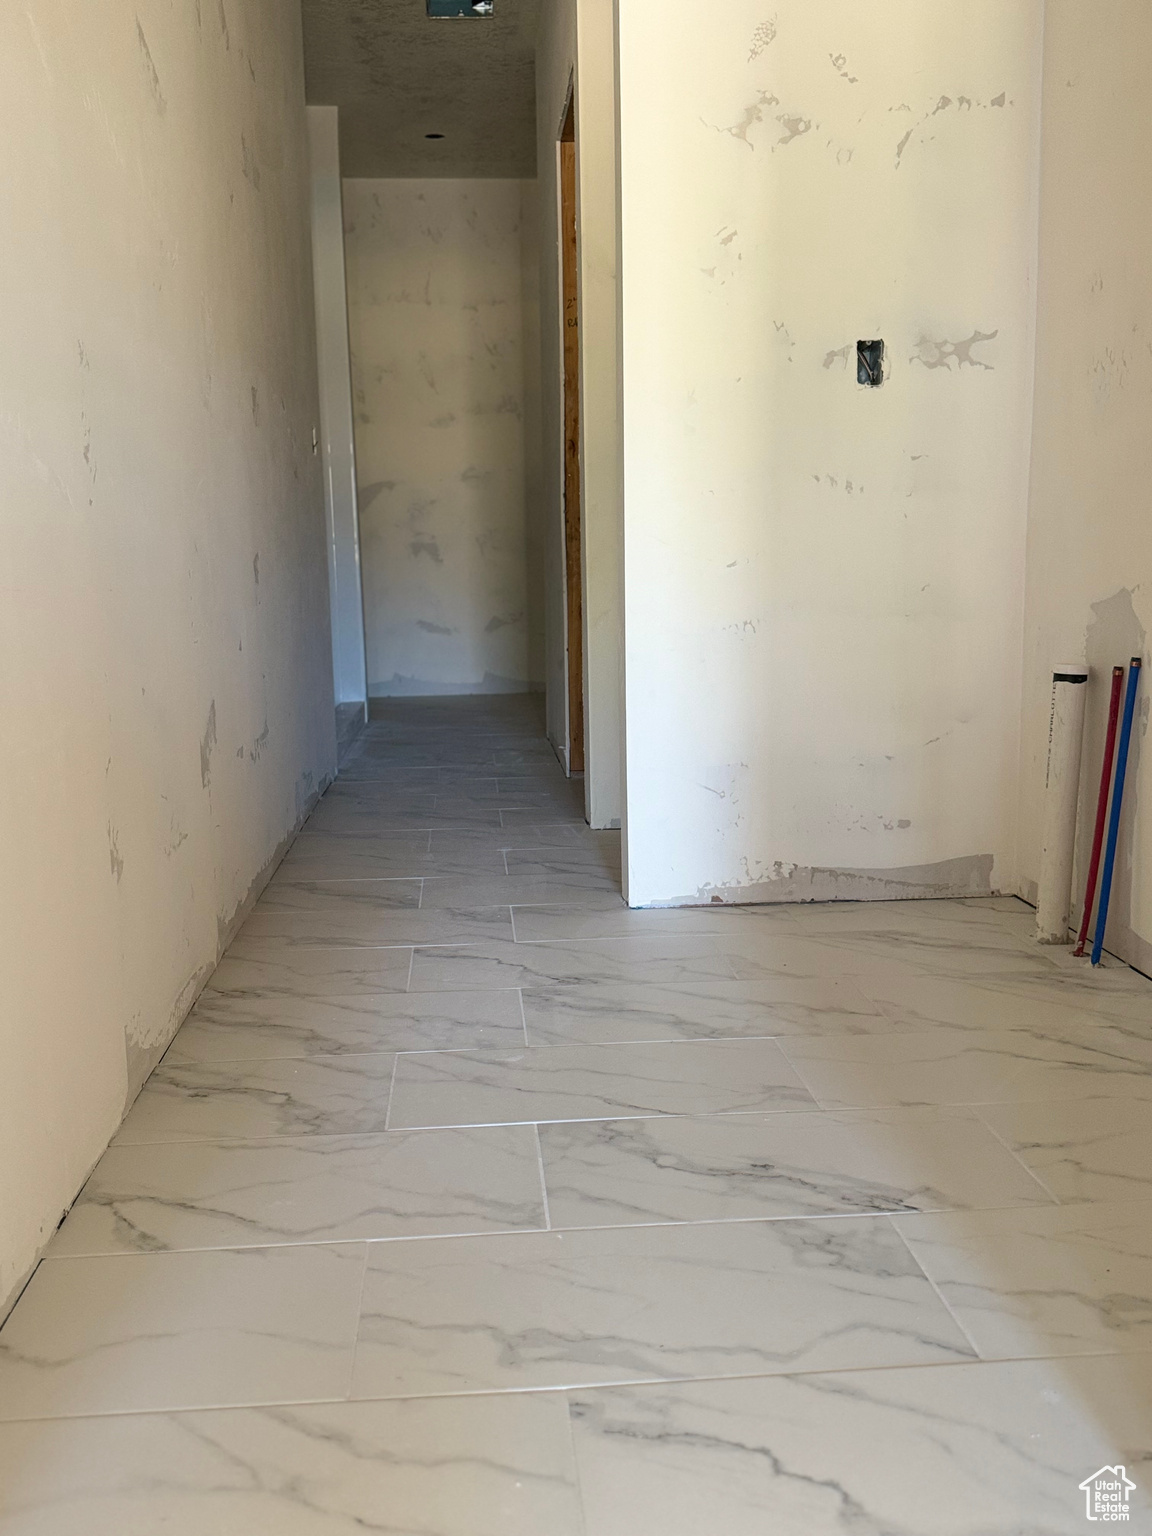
left=1073, top=666, right=1125, bottom=956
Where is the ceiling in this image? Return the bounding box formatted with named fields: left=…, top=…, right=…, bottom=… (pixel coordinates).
left=302, top=0, right=541, bottom=179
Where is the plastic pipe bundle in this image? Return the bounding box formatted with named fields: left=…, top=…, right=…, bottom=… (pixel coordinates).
left=1036, top=664, right=1089, bottom=943
left=1074, top=667, right=1125, bottom=957
left=1091, top=657, right=1143, bottom=966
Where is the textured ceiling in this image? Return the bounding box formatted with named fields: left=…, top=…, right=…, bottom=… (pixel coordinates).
left=302, top=0, right=540, bottom=179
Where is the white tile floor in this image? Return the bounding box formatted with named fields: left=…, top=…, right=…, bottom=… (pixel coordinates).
left=2, top=694, right=1152, bottom=1532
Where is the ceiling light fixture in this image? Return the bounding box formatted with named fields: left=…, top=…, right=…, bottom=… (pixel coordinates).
left=427, top=0, right=493, bottom=16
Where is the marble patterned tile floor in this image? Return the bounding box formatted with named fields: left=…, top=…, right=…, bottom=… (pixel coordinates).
left=3, top=695, right=1152, bottom=1533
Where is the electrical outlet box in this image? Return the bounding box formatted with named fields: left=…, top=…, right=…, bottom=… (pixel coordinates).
left=857, top=339, right=884, bottom=387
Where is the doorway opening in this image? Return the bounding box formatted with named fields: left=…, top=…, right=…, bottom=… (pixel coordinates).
left=559, top=94, right=585, bottom=774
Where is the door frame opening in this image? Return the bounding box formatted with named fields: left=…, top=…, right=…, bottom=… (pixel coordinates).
left=558, top=90, right=585, bottom=775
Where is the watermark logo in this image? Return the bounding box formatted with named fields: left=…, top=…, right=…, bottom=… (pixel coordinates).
left=1079, top=1466, right=1135, bottom=1522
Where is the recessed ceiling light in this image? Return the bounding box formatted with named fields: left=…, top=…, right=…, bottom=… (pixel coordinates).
left=427, top=0, right=493, bottom=15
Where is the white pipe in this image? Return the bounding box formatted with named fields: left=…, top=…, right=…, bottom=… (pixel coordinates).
left=1036, top=664, right=1089, bottom=943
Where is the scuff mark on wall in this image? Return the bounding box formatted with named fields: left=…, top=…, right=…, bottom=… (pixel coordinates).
left=241, top=133, right=261, bottom=190
left=136, top=21, right=166, bottom=116
left=249, top=719, right=269, bottom=761
left=165, top=821, right=189, bottom=857
left=1089, top=346, right=1129, bottom=407
left=200, top=700, right=217, bottom=788
left=107, top=824, right=124, bottom=882
left=417, top=620, right=456, bottom=634
left=823, top=344, right=852, bottom=370
left=911, top=329, right=999, bottom=370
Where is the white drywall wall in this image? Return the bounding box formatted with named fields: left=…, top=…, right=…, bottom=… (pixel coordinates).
left=616, top=0, right=1042, bottom=907
left=0, top=0, right=334, bottom=1316
left=1020, top=0, right=1152, bottom=972
left=537, top=0, right=625, bottom=823
left=343, top=179, right=540, bottom=697
left=308, top=106, right=369, bottom=712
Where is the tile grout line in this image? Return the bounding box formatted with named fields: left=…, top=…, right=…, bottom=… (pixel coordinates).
left=343, top=1242, right=373, bottom=1403
left=4, top=1347, right=1143, bottom=1429
left=970, top=1107, right=1065, bottom=1206
left=382, top=1053, right=400, bottom=1131
left=533, top=1123, right=553, bottom=1230
left=53, top=1202, right=1068, bottom=1264
left=562, top=1386, right=594, bottom=1536
left=886, top=1215, right=984, bottom=1362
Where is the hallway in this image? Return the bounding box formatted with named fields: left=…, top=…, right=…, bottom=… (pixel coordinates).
left=2, top=697, right=1152, bottom=1529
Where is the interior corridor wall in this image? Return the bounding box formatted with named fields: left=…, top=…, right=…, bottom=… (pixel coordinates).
left=616, top=0, right=1042, bottom=907
left=344, top=179, right=542, bottom=697
left=1019, top=0, right=1152, bottom=973
left=0, top=1, right=335, bottom=1316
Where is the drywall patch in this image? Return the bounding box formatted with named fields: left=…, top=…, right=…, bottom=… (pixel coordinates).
left=911, top=330, right=998, bottom=370
left=720, top=91, right=781, bottom=148
left=199, top=699, right=217, bottom=787
left=358, top=480, right=395, bottom=509
left=776, top=114, right=813, bottom=147
left=410, top=535, right=443, bottom=564
left=1086, top=589, right=1146, bottom=672
left=748, top=18, right=777, bottom=61
left=646, top=853, right=996, bottom=908
left=829, top=52, right=858, bottom=84
left=485, top=611, right=525, bottom=633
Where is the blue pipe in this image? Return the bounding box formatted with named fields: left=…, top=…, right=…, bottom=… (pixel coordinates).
left=1091, top=657, right=1143, bottom=965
